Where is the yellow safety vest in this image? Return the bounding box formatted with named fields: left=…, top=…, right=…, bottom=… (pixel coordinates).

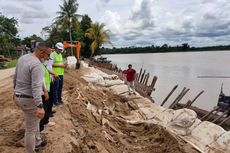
left=52, top=51, right=64, bottom=75
left=43, top=65, right=51, bottom=91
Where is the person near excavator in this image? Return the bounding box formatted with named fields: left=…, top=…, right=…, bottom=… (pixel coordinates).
left=51, top=42, right=66, bottom=106
left=39, top=47, right=56, bottom=134
left=13, top=42, right=49, bottom=153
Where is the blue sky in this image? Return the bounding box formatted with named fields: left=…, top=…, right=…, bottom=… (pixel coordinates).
left=1, top=0, right=230, bottom=47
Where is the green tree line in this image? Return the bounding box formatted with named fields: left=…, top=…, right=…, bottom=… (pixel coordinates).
left=101, top=43, right=230, bottom=55
left=0, top=13, right=19, bottom=58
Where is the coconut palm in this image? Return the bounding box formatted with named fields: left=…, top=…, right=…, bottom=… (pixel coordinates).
left=54, top=0, right=81, bottom=55
left=55, top=0, right=81, bottom=31
left=85, top=23, right=112, bottom=57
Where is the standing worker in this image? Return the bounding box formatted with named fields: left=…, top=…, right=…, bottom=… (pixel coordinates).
left=123, top=64, right=136, bottom=95
left=13, top=42, right=50, bottom=153
left=46, top=48, right=57, bottom=117
left=51, top=42, right=65, bottom=105
left=40, top=48, right=56, bottom=133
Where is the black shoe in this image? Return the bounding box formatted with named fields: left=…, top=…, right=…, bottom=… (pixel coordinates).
left=35, top=140, right=47, bottom=152
left=54, top=103, right=60, bottom=106
left=43, top=121, right=49, bottom=125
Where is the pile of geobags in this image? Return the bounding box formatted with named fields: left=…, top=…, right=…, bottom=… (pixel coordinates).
left=67, top=57, right=230, bottom=153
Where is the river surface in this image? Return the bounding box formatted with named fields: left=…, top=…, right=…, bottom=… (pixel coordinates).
left=103, top=51, right=230, bottom=111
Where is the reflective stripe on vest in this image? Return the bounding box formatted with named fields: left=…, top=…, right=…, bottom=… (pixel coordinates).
left=52, top=51, right=64, bottom=75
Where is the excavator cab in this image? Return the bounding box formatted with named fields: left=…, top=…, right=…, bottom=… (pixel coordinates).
left=63, top=41, right=81, bottom=69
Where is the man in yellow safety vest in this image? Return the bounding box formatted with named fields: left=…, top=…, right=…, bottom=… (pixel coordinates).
left=51, top=42, right=66, bottom=105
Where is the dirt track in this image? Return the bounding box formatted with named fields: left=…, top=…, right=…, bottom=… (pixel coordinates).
left=0, top=67, right=199, bottom=153
left=0, top=68, right=15, bottom=80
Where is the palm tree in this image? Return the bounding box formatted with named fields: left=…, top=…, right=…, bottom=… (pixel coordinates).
left=55, top=0, right=81, bottom=55
left=55, top=0, right=81, bottom=30
left=85, top=23, right=112, bottom=57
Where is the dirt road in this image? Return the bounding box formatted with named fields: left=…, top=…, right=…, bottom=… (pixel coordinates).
left=0, top=68, right=15, bottom=80
left=0, top=67, right=199, bottom=153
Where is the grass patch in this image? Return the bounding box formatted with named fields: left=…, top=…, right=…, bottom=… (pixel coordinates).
left=6, top=59, right=17, bottom=68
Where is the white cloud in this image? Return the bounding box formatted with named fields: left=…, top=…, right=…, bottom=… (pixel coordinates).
left=96, top=0, right=110, bottom=10
left=0, top=0, right=60, bottom=37
left=101, top=10, right=121, bottom=33
left=1, top=0, right=230, bottom=47
left=107, top=0, right=230, bottom=47
left=130, top=0, right=155, bottom=28
left=98, top=0, right=110, bottom=3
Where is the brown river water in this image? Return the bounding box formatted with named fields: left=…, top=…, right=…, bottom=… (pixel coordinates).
left=104, top=51, right=230, bottom=111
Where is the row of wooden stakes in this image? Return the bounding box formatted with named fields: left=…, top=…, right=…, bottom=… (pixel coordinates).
left=161, top=85, right=204, bottom=109
left=89, top=61, right=230, bottom=129
left=89, top=61, right=157, bottom=101
left=161, top=84, right=230, bottom=129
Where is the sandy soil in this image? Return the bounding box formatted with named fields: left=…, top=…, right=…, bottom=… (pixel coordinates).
left=0, top=68, right=15, bottom=80
left=0, top=67, right=199, bottom=153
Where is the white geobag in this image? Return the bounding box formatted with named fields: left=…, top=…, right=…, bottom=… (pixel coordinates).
left=171, top=108, right=197, bottom=127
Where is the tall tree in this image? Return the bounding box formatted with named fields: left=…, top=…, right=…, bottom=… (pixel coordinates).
left=0, top=13, right=19, bottom=57
left=161, top=44, right=169, bottom=52
left=85, top=23, right=112, bottom=57
left=182, top=43, right=190, bottom=51
left=80, top=15, right=92, bottom=32
left=43, top=0, right=84, bottom=55
left=55, top=0, right=81, bottom=32
left=80, top=15, right=93, bottom=58
left=42, top=25, right=69, bottom=45
left=55, top=0, right=82, bottom=56
left=22, top=34, right=43, bottom=48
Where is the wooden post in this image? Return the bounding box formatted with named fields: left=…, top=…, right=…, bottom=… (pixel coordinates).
left=206, top=108, right=221, bottom=121
left=218, top=115, right=230, bottom=126
left=137, top=68, right=142, bottom=81
left=140, top=70, right=146, bottom=84
left=114, top=64, right=118, bottom=72
left=168, top=87, right=186, bottom=109
left=200, top=107, right=220, bottom=121
left=150, top=76, right=157, bottom=88
left=142, top=73, right=149, bottom=84
left=161, top=85, right=178, bottom=106
left=175, top=88, right=190, bottom=104
left=212, top=111, right=228, bottom=123
left=184, top=90, right=204, bottom=108
left=183, top=100, right=192, bottom=108
left=144, top=73, right=150, bottom=85
left=146, top=76, right=158, bottom=96
left=146, top=87, right=154, bottom=96
left=142, top=74, right=147, bottom=84
left=169, top=87, right=190, bottom=109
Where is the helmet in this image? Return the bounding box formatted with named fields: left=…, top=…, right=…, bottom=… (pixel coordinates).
left=55, top=42, right=64, bottom=50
